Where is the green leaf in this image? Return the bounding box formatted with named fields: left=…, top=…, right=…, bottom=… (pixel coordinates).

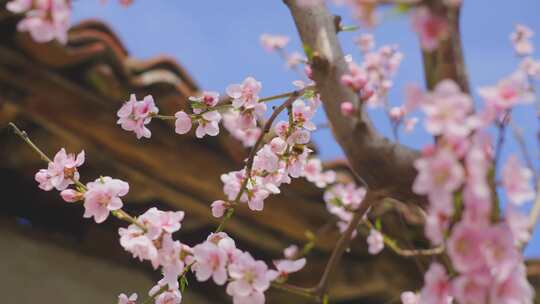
left=179, top=276, right=189, bottom=293
left=340, top=25, right=360, bottom=32
left=303, top=44, right=314, bottom=61
left=302, top=90, right=315, bottom=99
left=375, top=218, right=382, bottom=231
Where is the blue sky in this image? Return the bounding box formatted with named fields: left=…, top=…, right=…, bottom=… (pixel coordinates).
left=71, top=1, right=540, bottom=256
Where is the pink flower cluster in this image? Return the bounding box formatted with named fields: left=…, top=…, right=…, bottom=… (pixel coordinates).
left=34, top=148, right=132, bottom=224
left=511, top=24, right=535, bottom=56
left=215, top=94, right=322, bottom=213
left=175, top=91, right=222, bottom=138
left=260, top=34, right=290, bottom=52
left=35, top=148, right=84, bottom=191
left=411, top=7, right=449, bottom=52
left=6, top=0, right=71, bottom=44
left=119, top=228, right=306, bottom=304
left=191, top=232, right=304, bottom=304
left=341, top=43, right=403, bottom=107
left=117, top=94, right=159, bottom=139
left=120, top=207, right=186, bottom=276
left=83, top=176, right=129, bottom=223
left=220, top=77, right=267, bottom=146
left=409, top=71, right=536, bottom=304
left=323, top=183, right=367, bottom=232
left=366, top=228, right=384, bottom=255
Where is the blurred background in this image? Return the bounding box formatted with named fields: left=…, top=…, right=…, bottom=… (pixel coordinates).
left=1, top=1, right=540, bottom=303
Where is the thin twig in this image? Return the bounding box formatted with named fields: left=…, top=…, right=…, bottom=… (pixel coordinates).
left=510, top=122, right=539, bottom=186
left=154, top=88, right=311, bottom=121
left=363, top=219, right=444, bottom=257
left=493, top=111, right=510, bottom=168
left=8, top=122, right=52, bottom=163
left=214, top=89, right=304, bottom=232
left=8, top=122, right=147, bottom=232
left=312, top=193, right=376, bottom=300
left=271, top=282, right=316, bottom=299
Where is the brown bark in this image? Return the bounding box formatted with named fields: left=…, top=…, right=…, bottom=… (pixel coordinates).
left=284, top=0, right=422, bottom=205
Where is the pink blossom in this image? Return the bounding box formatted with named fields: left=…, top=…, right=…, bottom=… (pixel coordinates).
left=462, top=137, right=492, bottom=224
left=195, top=111, right=221, bottom=138
left=158, top=235, right=185, bottom=288
left=119, top=224, right=158, bottom=265
left=367, top=229, right=384, bottom=255
left=481, top=224, right=520, bottom=281
left=60, top=189, right=83, bottom=203
left=490, top=264, right=534, bottom=304
left=286, top=147, right=311, bottom=178
left=83, top=177, right=129, bottom=223
left=303, top=158, right=336, bottom=188
left=340, top=101, right=355, bottom=117
left=138, top=207, right=185, bottom=240
left=341, top=61, right=368, bottom=92
left=292, top=99, right=317, bottom=131
left=117, top=94, right=159, bottom=139
left=188, top=91, right=219, bottom=114
left=283, top=245, right=299, bottom=260
left=260, top=34, right=290, bottom=52
left=510, top=24, right=534, bottom=56
left=151, top=288, right=182, bottom=304
left=274, top=121, right=290, bottom=138
left=447, top=222, right=487, bottom=273
left=286, top=52, right=305, bottom=69
left=226, top=77, right=262, bottom=109
left=400, top=291, right=419, bottom=304
left=404, top=118, right=418, bottom=133
left=119, top=0, right=133, bottom=6
left=413, top=148, right=464, bottom=208
left=506, top=207, right=531, bottom=245
left=223, top=111, right=261, bottom=147
left=8, top=0, right=71, bottom=44
left=520, top=57, right=540, bottom=79
left=389, top=106, right=405, bottom=122
left=253, top=145, right=280, bottom=173
left=404, top=84, right=424, bottom=113
left=174, top=111, right=192, bottom=135
left=211, top=200, right=228, bottom=218
left=419, top=263, right=451, bottom=304
left=207, top=232, right=241, bottom=264
left=424, top=206, right=452, bottom=245
left=272, top=258, right=306, bottom=278
left=452, top=273, right=490, bottom=304
left=478, top=72, right=534, bottom=112
left=356, top=33, right=375, bottom=53
left=324, top=183, right=366, bottom=224
left=35, top=148, right=85, bottom=191
left=118, top=293, right=137, bottom=304
left=6, top=0, right=32, bottom=12
left=287, top=129, right=311, bottom=145
left=226, top=252, right=273, bottom=303
left=192, top=241, right=229, bottom=285
left=421, top=80, right=473, bottom=139
left=411, top=7, right=448, bottom=52
left=502, top=156, right=535, bottom=205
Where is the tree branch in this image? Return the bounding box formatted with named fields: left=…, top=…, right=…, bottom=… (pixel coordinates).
left=311, top=192, right=377, bottom=300
left=284, top=0, right=421, bottom=205
left=421, top=3, right=470, bottom=92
